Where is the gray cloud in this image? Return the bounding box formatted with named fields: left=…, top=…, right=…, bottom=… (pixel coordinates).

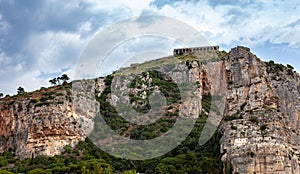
left=0, top=0, right=300, bottom=95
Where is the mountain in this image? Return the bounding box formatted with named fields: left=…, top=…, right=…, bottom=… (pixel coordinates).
left=0, top=46, right=299, bottom=173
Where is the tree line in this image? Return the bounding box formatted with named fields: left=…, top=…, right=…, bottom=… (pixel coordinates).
left=49, top=74, right=70, bottom=85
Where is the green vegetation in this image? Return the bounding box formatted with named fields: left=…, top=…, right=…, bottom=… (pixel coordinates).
left=260, top=125, right=267, bottom=131
left=0, top=71, right=224, bottom=173
left=265, top=60, right=295, bottom=76
left=33, top=101, right=63, bottom=107
left=29, top=99, right=38, bottom=104
left=0, top=123, right=223, bottom=173
left=115, top=56, right=179, bottom=76
left=96, top=71, right=182, bottom=139
left=249, top=116, right=259, bottom=124
left=216, top=50, right=228, bottom=59
left=49, top=74, right=70, bottom=85
left=227, top=80, right=233, bottom=85
left=33, top=91, right=58, bottom=107
left=17, top=87, right=25, bottom=95
left=116, top=51, right=222, bottom=76
left=230, top=125, right=237, bottom=130
left=0, top=150, right=113, bottom=173
left=287, top=64, right=294, bottom=70
left=224, top=113, right=240, bottom=122
left=265, top=60, right=284, bottom=71
left=177, top=52, right=221, bottom=62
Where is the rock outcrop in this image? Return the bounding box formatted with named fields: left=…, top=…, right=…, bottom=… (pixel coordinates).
left=220, top=46, right=300, bottom=174
left=0, top=46, right=300, bottom=173
left=0, top=86, right=85, bottom=159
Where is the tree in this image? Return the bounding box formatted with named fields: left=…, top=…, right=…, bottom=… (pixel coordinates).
left=49, top=78, right=57, bottom=85
left=0, top=93, right=3, bottom=98
left=17, top=87, right=25, bottom=94
left=60, top=74, right=70, bottom=83
left=57, top=77, right=61, bottom=85
left=287, top=64, right=294, bottom=70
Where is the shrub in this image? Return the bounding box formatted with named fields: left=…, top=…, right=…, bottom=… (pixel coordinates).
left=42, top=92, right=55, bottom=96
left=27, top=168, right=50, bottom=174
left=249, top=151, right=255, bottom=158
left=260, top=125, right=267, bottom=131
left=231, top=125, right=237, bottom=130
left=0, top=170, right=14, bottom=174
left=249, top=116, right=259, bottom=124
left=265, top=60, right=285, bottom=73
left=240, top=102, right=247, bottom=110
left=287, top=64, right=294, bottom=69
left=30, top=99, right=38, bottom=104
left=0, top=157, right=8, bottom=167
left=55, top=93, right=64, bottom=96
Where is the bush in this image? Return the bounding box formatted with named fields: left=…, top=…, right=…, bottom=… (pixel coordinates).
left=124, top=170, right=137, bottom=174
left=27, top=168, right=51, bottom=174
left=224, top=113, right=239, bottom=121
left=42, top=92, right=55, bottom=96
left=40, top=95, right=54, bottom=102
left=0, top=170, right=14, bottom=174
left=249, top=116, right=259, bottom=124
left=265, top=60, right=285, bottom=73
left=260, top=125, right=267, bottom=131
left=30, top=99, right=38, bottom=104
left=249, top=151, right=255, bottom=158
left=231, top=125, right=237, bottom=130
left=0, top=157, right=8, bottom=167
left=287, top=64, right=294, bottom=69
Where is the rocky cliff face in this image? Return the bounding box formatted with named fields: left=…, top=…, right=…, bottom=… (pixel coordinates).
left=0, top=86, right=85, bottom=159
left=220, top=47, right=300, bottom=174
left=0, top=46, right=300, bottom=173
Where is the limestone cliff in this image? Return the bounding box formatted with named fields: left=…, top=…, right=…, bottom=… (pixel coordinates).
left=0, top=85, right=85, bottom=159
left=0, top=46, right=300, bottom=173
left=220, top=47, right=300, bottom=174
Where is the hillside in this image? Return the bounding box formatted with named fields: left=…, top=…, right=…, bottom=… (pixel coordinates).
left=0, top=46, right=300, bottom=173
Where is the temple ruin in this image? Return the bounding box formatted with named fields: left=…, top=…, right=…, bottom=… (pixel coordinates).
left=173, top=45, right=219, bottom=56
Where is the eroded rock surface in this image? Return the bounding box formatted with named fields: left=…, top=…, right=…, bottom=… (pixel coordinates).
left=0, top=46, right=300, bottom=173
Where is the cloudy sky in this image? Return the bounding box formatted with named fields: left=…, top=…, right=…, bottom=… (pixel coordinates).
left=0, top=0, right=300, bottom=95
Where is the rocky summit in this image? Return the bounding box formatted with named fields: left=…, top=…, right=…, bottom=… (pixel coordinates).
left=0, top=46, right=300, bottom=173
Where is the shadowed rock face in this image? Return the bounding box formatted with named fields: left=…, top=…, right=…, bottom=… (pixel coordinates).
left=221, top=47, right=300, bottom=174
left=0, top=46, right=300, bottom=173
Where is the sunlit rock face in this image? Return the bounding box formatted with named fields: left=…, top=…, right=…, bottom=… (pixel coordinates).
left=1, top=46, right=300, bottom=173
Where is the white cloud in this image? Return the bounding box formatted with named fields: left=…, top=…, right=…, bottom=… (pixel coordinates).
left=84, top=0, right=154, bottom=17
left=272, top=23, right=300, bottom=48
left=24, top=30, right=88, bottom=73
left=0, top=49, right=44, bottom=94
left=1, top=0, right=300, bottom=95
left=0, top=70, right=48, bottom=95
left=0, top=13, right=9, bottom=33
left=0, top=51, right=11, bottom=65
left=0, top=22, right=92, bottom=95
left=79, top=21, right=92, bottom=34
left=146, top=0, right=300, bottom=48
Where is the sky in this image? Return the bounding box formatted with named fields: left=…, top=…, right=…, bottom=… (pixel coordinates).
left=0, top=0, right=300, bottom=95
